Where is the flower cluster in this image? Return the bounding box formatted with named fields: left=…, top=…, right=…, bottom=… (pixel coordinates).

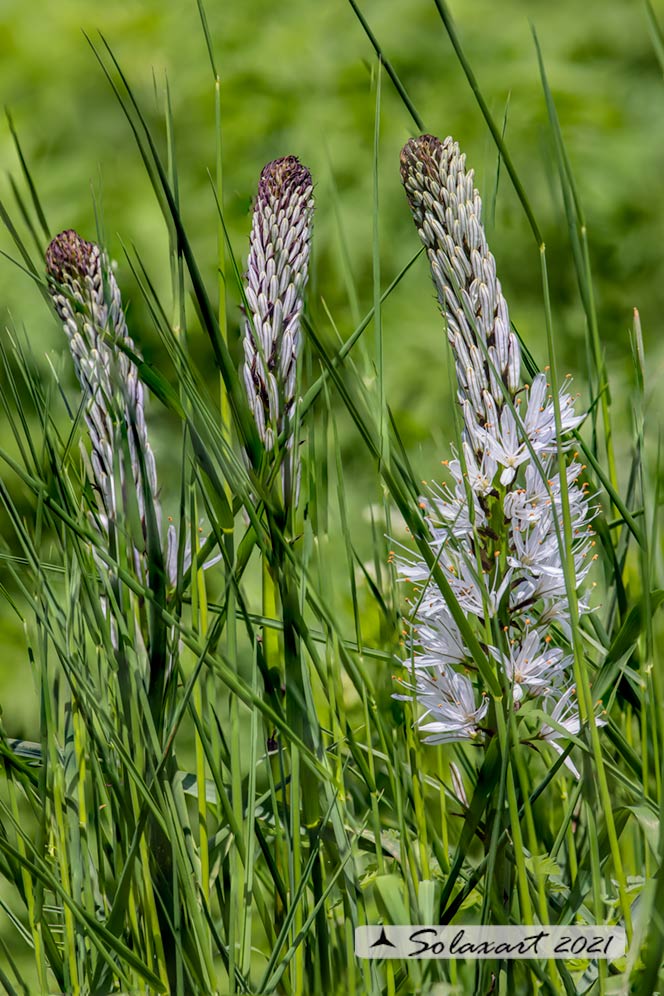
left=242, top=156, right=313, bottom=454
left=46, top=230, right=159, bottom=545
left=46, top=229, right=201, bottom=589
left=395, top=135, right=603, bottom=776
left=47, top=149, right=313, bottom=599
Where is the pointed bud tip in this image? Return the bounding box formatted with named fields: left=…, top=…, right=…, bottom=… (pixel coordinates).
left=399, top=134, right=461, bottom=188
left=400, top=133, right=444, bottom=177
left=46, top=229, right=98, bottom=284
left=258, top=156, right=312, bottom=203
left=401, top=133, right=443, bottom=158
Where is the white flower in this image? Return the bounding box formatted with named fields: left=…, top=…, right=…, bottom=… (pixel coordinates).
left=480, top=376, right=586, bottom=486
left=520, top=373, right=585, bottom=456
left=504, top=459, right=590, bottom=530
left=446, top=555, right=513, bottom=620
left=395, top=666, right=488, bottom=744
left=482, top=405, right=530, bottom=485
left=507, top=510, right=564, bottom=573
left=535, top=591, right=592, bottom=635
left=413, top=611, right=470, bottom=668
left=425, top=473, right=484, bottom=541
left=510, top=534, right=594, bottom=606
left=460, top=440, right=498, bottom=496
left=539, top=686, right=607, bottom=778
left=489, top=631, right=572, bottom=701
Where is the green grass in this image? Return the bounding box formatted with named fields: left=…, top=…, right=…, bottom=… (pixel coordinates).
left=0, top=1, right=663, bottom=993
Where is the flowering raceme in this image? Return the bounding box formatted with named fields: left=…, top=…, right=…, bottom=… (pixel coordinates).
left=395, top=135, right=603, bottom=775
left=46, top=229, right=209, bottom=590
left=46, top=230, right=160, bottom=546
left=242, top=156, right=314, bottom=455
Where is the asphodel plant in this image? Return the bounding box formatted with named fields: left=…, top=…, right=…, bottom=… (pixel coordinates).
left=46, top=230, right=169, bottom=699
left=242, top=155, right=314, bottom=506
left=395, top=135, right=603, bottom=776
left=241, top=155, right=321, bottom=840
left=45, top=229, right=200, bottom=990
left=46, top=230, right=161, bottom=555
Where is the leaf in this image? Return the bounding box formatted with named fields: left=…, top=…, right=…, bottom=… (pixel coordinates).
left=524, top=853, right=562, bottom=879
left=374, top=874, right=410, bottom=925
left=622, top=806, right=660, bottom=860
left=594, top=591, right=664, bottom=701
left=417, top=879, right=438, bottom=924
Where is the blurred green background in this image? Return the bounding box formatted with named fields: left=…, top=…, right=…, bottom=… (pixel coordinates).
left=0, top=0, right=662, bottom=756
left=1, top=1, right=663, bottom=986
